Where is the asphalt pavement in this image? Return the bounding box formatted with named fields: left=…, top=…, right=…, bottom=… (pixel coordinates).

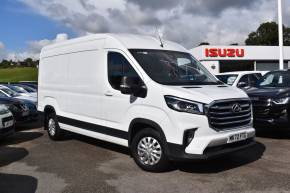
left=1, top=122, right=290, bottom=193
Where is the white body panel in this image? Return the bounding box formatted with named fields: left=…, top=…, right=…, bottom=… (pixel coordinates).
left=191, top=45, right=290, bottom=61
left=38, top=33, right=255, bottom=157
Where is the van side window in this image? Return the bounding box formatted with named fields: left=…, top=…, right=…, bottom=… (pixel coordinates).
left=108, top=52, right=140, bottom=90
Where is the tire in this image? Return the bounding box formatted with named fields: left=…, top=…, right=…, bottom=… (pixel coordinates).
left=131, top=128, right=170, bottom=172
left=45, top=112, right=64, bottom=140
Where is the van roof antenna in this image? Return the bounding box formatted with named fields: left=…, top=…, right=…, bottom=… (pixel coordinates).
left=155, top=27, right=164, bottom=48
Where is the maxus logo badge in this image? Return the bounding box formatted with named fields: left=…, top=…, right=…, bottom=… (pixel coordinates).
left=232, top=103, right=242, bottom=113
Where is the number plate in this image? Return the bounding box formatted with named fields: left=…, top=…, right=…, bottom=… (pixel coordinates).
left=4, top=120, right=14, bottom=128
left=228, top=132, right=247, bottom=143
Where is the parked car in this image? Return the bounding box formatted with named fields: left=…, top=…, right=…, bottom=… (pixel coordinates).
left=0, top=104, right=15, bottom=138
left=19, top=81, right=38, bottom=90
left=246, top=70, right=290, bottom=124
left=7, top=84, right=37, bottom=98
left=38, top=33, right=255, bottom=172
left=0, top=85, right=37, bottom=103
left=216, top=71, right=266, bottom=90
left=0, top=96, right=31, bottom=123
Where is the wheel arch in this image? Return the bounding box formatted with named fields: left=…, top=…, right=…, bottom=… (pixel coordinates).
left=128, top=118, right=168, bottom=152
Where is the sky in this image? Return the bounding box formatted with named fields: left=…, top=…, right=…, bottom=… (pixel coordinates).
left=0, top=0, right=290, bottom=61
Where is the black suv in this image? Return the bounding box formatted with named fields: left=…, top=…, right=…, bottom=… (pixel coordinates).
left=246, top=70, right=290, bottom=124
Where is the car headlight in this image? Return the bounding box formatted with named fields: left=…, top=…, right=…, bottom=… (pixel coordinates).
left=273, top=97, right=290, bottom=105
left=0, top=104, right=10, bottom=114
left=0, top=104, right=9, bottom=111
left=164, top=96, right=204, bottom=114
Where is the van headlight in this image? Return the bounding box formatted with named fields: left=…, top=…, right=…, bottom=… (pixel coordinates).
left=273, top=97, right=290, bottom=105
left=164, top=96, right=204, bottom=114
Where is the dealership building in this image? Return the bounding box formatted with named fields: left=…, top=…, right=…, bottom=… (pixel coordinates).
left=190, top=46, right=290, bottom=74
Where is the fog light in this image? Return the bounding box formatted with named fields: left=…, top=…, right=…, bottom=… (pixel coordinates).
left=183, top=129, right=197, bottom=147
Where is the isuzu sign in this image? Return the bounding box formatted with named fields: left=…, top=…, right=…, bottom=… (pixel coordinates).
left=205, top=48, right=245, bottom=58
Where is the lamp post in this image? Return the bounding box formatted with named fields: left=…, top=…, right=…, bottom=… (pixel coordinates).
left=278, top=0, right=284, bottom=70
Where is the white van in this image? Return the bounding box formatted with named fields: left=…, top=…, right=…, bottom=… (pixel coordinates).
left=38, top=34, right=255, bottom=172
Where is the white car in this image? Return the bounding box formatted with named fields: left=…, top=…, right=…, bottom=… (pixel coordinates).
left=0, top=105, right=14, bottom=138
left=0, top=86, right=37, bottom=103
left=216, top=71, right=267, bottom=89
left=38, top=33, right=255, bottom=172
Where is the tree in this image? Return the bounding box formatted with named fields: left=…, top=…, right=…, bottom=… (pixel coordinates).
left=198, top=42, right=210, bottom=46
left=245, top=22, right=290, bottom=46
left=0, top=58, right=39, bottom=68
left=24, top=58, right=34, bottom=67
left=0, top=60, right=11, bottom=68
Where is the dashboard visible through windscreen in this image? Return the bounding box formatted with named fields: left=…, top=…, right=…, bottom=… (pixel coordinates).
left=129, top=49, right=221, bottom=86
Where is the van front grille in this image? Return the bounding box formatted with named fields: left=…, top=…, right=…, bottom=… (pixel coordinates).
left=207, top=99, right=252, bottom=131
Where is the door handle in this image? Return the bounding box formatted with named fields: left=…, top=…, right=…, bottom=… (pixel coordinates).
left=104, top=91, right=113, bottom=96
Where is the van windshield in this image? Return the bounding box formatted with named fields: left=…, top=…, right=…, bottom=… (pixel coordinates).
left=129, top=49, right=221, bottom=86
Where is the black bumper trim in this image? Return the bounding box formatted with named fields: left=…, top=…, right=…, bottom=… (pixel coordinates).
left=39, top=110, right=129, bottom=140
left=167, top=138, right=255, bottom=161
left=57, top=115, right=129, bottom=140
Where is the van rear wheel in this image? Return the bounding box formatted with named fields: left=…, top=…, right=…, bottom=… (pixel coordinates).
left=131, top=128, right=170, bottom=172
left=45, top=112, right=64, bottom=140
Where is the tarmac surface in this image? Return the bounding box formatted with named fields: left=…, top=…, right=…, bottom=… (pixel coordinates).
left=1, top=122, right=290, bottom=193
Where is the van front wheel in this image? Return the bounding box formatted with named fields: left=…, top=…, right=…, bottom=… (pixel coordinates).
left=131, top=128, right=170, bottom=172
left=45, top=113, right=64, bottom=140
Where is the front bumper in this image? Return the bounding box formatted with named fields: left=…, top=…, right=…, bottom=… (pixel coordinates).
left=0, top=113, right=14, bottom=137
left=14, top=111, right=39, bottom=124
left=253, top=104, right=289, bottom=125
left=166, top=127, right=256, bottom=161
left=167, top=138, right=255, bottom=161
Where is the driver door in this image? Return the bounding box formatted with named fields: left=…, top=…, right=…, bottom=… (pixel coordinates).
left=102, top=50, right=143, bottom=128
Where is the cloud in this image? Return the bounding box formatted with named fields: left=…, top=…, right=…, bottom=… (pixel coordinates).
left=17, top=0, right=287, bottom=48
left=0, top=42, right=5, bottom=50
left=184, top=0, right=260, bottom=16
left=0, top=42, right=6, bottom=61
left=284, top=0, right=290, bottom=25
left=126, top=0, right=179, bottom=10
left=2, top=34, right=68, bottom=61
left=27, top=33, right=68, bottom=53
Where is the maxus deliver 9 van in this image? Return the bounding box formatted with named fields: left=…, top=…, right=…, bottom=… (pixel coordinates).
left=38, top=34, right=255, bottom=172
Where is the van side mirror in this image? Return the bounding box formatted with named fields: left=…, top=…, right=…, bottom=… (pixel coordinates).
left=120, top=76, right=147, bottom=98
left=237, top=82, right=248, bottom=88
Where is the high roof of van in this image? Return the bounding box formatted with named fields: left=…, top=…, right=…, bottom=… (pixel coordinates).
left=41, top=33, right=188, bottom=55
